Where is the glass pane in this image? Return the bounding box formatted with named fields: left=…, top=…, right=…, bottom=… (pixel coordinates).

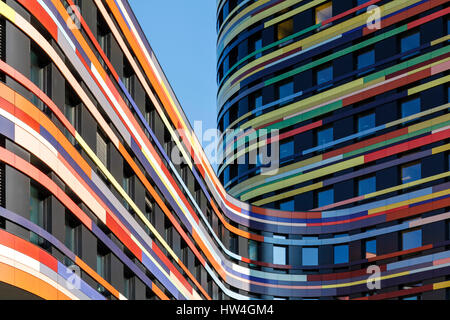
left=248, top=240, right=258, bottom=261
left=318, top=188, right=333, bottom=207
left=334, top=244, right=349, bottom=264
left=302, top=247, right=318, bottom=266
left=273, top=245, right=287, bottom=265
left=277, top=19, right=293, bottom=40
left=401, top=32, right=420, bottom=53
left=254, top=39, right=262, bottom=59
left=317, top=65, right=333, bottom=86
left=401, top=162, right=421, bottom=183
left=278, top=81, right=294, bottom=104
left=30, top=186, right=44, bottom=245
left=65, top=224, right=75, bottom=252
left=280, top=200, right=294, bottom=211
left=402, top=229, right=422, bottom=250
left=401, top=98, right=421, bottom=118
left=358, top=176, right=376, bottom=196
left=358, top=113, right=375, bottom=132
left=96, top=132, right=108, bottom=166
left=365, top=239, right=377, bottom=258
left=255, top=94, right=263, bottom=116
left=280, top=140, right=294, bottom=159
left=223, top=166, right=230, bottom=184
left=96, top=254, right=104, bottom=277
left=317, top=127, right=333, bottom=145
left=357, top=50, right=375, bottom=70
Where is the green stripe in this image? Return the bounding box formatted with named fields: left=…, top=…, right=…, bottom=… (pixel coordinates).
left=344, top=120, right=450, bottom=158
left=364, top=45, right=450, bottom=83
left=264, top=26, right=407, bottom=87
left=220, top=24, right=320, bottom=86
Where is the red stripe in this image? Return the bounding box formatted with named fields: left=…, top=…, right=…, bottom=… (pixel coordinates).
left=343, top=68, right=431, bottom=107
left=363, top=0, right=448, bottom=36
left=386, top=198, right=450, bottom=223
left=364, top=128, right=450, bottom=163
left=17, top=0, right=58, bottom=40
left=105, top=212, right=142, bottom=260
left=308, top=265, right=387, bottom=282
left=407, top=7, right=450, bottom=30
left=231, top=45, right=303, bottom=86
left=387, top=52, right=450, bottom=80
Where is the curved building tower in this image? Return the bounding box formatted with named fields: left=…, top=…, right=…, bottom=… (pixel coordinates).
left=0, top=0, right=449, bottom=301
left=217, top=0, right=450, bottom=299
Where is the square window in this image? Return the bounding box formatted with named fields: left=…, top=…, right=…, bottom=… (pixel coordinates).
left=280, top=200, right=295, bottom=211
left=317, top=127, right=333, bottom=145
left=358, top=175, right=376, bottom=196
left=400, top=32, right=420, bottom=55
left=358, top=112, right=375, bottom=132
left=334, top=244, right=349, bottom=264
left=317, top=188, right=334, bottom=208
left=357, top=49, right=375, bottom=73
left=402, top=229, right=422, bottom=250
left=401, top=162, right=421, bottom=183
left=401, top=97, right=421, bottom=119
left=278, top=81, right=294, bottom=103
left=277, top=19, right=293, bottom=41
left=316, top=64, right=333, bottom=87
left=302, top=247, right=318, bottom=266
left=273, top=245, right=287, bottom=265
left=280, top=140, right=294, bottom=160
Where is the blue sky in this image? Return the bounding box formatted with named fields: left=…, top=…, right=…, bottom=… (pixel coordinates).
left=128, top=0, right=218, bottom=137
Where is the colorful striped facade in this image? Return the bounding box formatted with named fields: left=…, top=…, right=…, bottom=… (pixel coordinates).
left=216, top=0, right=450, bottom=300
left=0, top=0, right=448, bottom=301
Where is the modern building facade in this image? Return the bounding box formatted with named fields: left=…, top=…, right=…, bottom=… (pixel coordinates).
left=0, top=0, right=448, bottom=301
left=216, top=0, right=450, bottom=300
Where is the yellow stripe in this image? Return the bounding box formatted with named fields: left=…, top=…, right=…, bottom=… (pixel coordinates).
left=433, top=280, right=450, bottom=290
left=431, top=34, right=450, bottom=46
left=241, top=156, right=364, bottom=201
left=408, top=75, right=450, bottom=96
left=218, top=0, right=421, bottom=106
left=0, top=0, right=15, bottom=22
left=265, top=0, right=326, bottom=27
left=322, top=271, right=410, bottom=289
left=368, top=189, right=450, bottom=215
left=253, top=182, right=323, bottom=206
left=366, top=172, right=450, bottom=199
left=228, top=155, right=323, bottom=196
